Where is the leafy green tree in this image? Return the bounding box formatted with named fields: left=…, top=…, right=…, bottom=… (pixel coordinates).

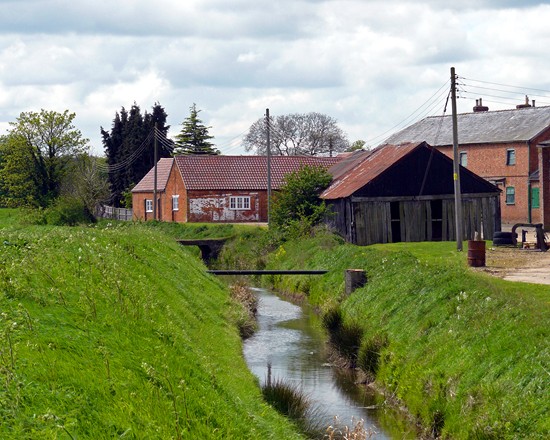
left=347, top=139, right=368, bottom=152
left=173, top=103, right=219, bottom=155
left=101, top=102, right=171, bottom=207
left=271, top=165, right=333, bottom=237
left=0, top=135, right=39, bottom=207
left=62, top=154, right=110, bottom=216
left=0, top=110, right=88, bottom=207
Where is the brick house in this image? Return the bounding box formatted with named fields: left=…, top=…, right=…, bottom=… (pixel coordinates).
left=132, top=155, right=339, bottom=223
left=384, top=103, right=550, bottom=227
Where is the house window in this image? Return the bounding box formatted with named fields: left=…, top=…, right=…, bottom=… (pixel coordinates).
left=229, top=196, right=251, bottom=210
left=531, top=187, right=540, bottom=209
left=505, top=187, right=515, bottom=205
left=145, top=199, right=153, bottom=212
left=172, top=195, right=179, bottom=211
left=459, top=151, right=468, bottom=167
left=506, top=149, right=516, bottom=166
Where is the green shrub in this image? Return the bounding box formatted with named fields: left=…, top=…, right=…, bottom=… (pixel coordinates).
left=44, top=197, right=95, bottom=226
left=271, top=165, right=332, bottom=239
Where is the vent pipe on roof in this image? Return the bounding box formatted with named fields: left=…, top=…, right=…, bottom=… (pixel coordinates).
left=473, top=97, right=489, bottom=112
left=516, top=95, right=532, bottom=109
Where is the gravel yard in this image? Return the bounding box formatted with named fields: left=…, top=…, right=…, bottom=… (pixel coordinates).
left=478, top=245, right=550, bottom=285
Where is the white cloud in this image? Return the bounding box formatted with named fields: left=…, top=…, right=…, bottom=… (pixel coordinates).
left=0, top=0, right=549, bottom=156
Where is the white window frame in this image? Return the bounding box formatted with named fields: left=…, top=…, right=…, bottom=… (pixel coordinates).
left=172, top=195, right=179, bottom=211
left=145, top=199, right=153, bottom=212
left=229, top=196, right=251, bottom=210
left=506, top=149, right=516, bottom=166
left=459, top=151, right=467, bottom=167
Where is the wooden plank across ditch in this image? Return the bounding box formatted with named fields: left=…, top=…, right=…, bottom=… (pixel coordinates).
left=207, top=270, right=328, bottom=275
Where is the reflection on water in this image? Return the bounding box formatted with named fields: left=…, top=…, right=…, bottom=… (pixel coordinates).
left=243, top=288, right=416, bottom=439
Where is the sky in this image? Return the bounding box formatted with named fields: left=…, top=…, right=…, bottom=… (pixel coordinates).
left=1, top=0, right=550, bottom=156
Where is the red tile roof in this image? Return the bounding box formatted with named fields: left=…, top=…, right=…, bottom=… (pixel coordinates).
left=321, top=143, right=422, bottom=199
left=173, top=155, right=340, bottom=190
left=131, top=158, right=174, bottom=192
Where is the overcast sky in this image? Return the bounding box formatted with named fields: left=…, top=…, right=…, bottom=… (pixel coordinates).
left=1, top=0, right=550, bottom=156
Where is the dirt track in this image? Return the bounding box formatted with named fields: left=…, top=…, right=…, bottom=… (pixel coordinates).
left=477, top=246, right=550, bottom=285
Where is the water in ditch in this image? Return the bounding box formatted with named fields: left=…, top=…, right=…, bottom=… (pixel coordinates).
left=243, top=287, right=417, bottom=439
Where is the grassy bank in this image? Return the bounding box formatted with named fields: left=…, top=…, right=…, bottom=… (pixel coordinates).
left=0, top=217, right=302, bottom=438
left=220, top=228, right=549, bottom=439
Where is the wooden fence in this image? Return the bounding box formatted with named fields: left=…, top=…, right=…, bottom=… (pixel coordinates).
left=97, top=205, right=133, bottom=221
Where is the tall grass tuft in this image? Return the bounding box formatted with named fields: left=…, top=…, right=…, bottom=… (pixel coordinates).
left=262, top=377, right=310, bottom=422
left=229, top=282, right=258, bottom=339
left=322, top=308, right=363, bottom=366
left=357, top=333, right=389, bottom=377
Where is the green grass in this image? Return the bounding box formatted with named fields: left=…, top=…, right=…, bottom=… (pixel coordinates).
left=0, top=208, right=25, bottom=227
left=0, top=213, right=302, bottom=439
left=220, top=227, right=550, bottom=439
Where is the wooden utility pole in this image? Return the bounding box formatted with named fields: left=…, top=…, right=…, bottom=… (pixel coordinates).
left=451, top=67, right=463, bottom=251
left=266, top=109, right=272, bottom=226
left=153, top=122, right=158, bottom=221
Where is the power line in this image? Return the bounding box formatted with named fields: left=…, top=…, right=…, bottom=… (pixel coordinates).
left=459, top=90, right=550, bottom=107
left=364, top=80, right=451, bottom=146
left=97, top=128, right=172, bottom=173
left=97, top=130, right=153, bottom=173
left=460, top=76, right=550, bottom=94
left=215, top=126, right=252, bottom=153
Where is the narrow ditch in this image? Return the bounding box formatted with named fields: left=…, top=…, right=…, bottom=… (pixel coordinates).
left=243, top=287, right=417, bottom=439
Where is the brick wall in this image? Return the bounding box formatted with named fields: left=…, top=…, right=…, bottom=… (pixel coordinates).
left=162, top=164, right=187, bottom=222
left=539, top=146, right=550, bottom=228
left=438, top=142, right=531, bottom=225
left=132, top=164, right=188, bottom=222
left=187, top=190, right=266, bottom=222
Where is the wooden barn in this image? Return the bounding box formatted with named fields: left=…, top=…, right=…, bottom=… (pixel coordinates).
left=321, top=142, right=501, bottom=246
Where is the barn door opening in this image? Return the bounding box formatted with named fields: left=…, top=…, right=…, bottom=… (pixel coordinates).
left=390, top=202, right=401, bottom=242
left=430, top=200, right=443, bottom=241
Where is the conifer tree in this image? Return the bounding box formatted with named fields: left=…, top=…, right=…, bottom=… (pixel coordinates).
left=101, top=102, right=171, bottom=207
left=173, top=104, right=219, bottom=155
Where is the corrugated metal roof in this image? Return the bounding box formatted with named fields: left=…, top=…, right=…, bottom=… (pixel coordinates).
left=327, top=149, right=373, bottom=181
left=384, top=105, right=550, bottom=146
left=321, top=143, right=422, bottom=199
left=131, top=158, right=174, bottom=192
left=174, top=155, right=341, bottom=190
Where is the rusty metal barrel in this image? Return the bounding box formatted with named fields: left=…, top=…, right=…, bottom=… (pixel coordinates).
left=467, top=240, right=486, bottom=267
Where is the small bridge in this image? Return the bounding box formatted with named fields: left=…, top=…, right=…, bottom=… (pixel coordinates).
left=177, top=238, right=229, bottom=263
left=207, top=270, right=328, bottom=275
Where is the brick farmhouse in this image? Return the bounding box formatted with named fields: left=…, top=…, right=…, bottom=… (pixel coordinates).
left=384, top=102, right=550, bottom=228
left=131, top=155, right=339, bottom=223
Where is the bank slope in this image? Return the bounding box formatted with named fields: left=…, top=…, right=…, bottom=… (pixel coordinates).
left=257, top=232, right=549, bottom=439
left=0, top=224, right=302, bottom=439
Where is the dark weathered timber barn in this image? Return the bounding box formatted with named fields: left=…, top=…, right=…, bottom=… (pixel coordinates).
left=321, top=142, right=501, bottom=246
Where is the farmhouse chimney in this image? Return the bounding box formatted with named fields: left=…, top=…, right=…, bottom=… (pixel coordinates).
left=473, top=98, right=489, bottom=112
left=516, top=95, right=532, bottom=109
